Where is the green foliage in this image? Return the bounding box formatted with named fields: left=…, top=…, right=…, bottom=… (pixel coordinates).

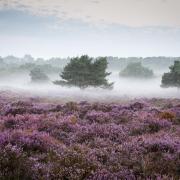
left=54, top=55, right=113, bottom=88
left=120, top=62, right=154, bottom=78
left=161, top=61, right=180, bottom=88
left=29, top=68, right=49, bottom=83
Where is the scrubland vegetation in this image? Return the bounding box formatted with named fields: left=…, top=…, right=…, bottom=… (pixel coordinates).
left=0, top=55, right=180, bottom=179
left=0, top=92, right=179, bottom=179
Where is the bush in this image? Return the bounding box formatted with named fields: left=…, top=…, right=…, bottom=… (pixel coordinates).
left=159, top=111, right=176, bottom=121
left=0, top=144, right=33, bottom=180
left=120, top=62, right=154, bottom=78
left=29, top=68, right=49, bottom=83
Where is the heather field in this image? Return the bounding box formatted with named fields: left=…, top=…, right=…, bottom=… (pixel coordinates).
left=1, top=0, right=180, bottom=179
left=0, top=91, right=179, bottom=180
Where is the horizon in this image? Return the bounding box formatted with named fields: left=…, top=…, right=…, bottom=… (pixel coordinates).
left=1, top=54, right=180, bottom=60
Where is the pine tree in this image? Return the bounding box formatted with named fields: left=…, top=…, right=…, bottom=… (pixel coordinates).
left=161, top=61, right=180, bottom=88
left=54, top=55, right=113, bottom=88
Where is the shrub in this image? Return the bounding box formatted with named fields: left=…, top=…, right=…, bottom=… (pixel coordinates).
left=0, top=144, right=34, bottom=180
left=159, top=111, right=176, bottom=121
left=120, top=62, right=154, bottom=78
left=30, top=68, right=49, bottom=83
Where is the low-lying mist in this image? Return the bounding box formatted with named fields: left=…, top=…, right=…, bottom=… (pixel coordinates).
left=0, top=70, right=179, bottom=102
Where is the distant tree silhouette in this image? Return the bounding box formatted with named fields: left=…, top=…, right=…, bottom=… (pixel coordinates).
left=30, top=68, right=49, bottom=83
left=120, top=62, right=154, bottom=78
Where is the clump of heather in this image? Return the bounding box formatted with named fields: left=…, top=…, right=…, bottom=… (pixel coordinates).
left=0, top=95, right=179, bottom=179
left=0, top=144, right=34, bottom=180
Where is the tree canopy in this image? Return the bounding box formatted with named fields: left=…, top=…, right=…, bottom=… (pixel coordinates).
left=54, top=55, right=113, bottom=88
left=120, top=62, right=154, bottom=78
left=161, top=60, right=180, bottom=88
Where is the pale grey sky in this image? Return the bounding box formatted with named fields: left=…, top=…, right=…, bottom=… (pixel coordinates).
left=1, top=0, right=180, bottom=27
left=0, top=0, right=180, bottom=57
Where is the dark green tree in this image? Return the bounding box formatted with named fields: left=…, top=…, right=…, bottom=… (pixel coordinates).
left=161, top=61, right=180, bottom=88
left=120, top=62, right=154, bottom=78
left=30, top=68, right=49, bottom=83
left=54, top=55, right=113, bottom=88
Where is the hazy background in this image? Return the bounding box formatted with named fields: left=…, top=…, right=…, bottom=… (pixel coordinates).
left=0, top=56, right=179, bottom=101
left=0, top=0, right=179, bottom=101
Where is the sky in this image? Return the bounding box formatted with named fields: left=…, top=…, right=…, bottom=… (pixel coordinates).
left=0, top=0, right=180, bottom=58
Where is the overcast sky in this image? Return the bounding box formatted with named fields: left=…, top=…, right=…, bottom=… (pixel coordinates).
left=0, top=0, right=180, bottom=58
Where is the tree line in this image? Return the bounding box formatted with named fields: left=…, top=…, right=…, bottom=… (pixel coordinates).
left=30, top=55, right=180, bottom=89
